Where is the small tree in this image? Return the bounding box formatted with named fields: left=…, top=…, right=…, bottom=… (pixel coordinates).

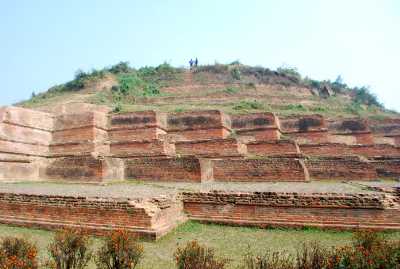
left=46, top=229, right=92, bottom=269
left=0, top=236, right=38, bottom=269
left=174, top=240, right=228, bottom=269
left=95, top=230, right=144, bottom=269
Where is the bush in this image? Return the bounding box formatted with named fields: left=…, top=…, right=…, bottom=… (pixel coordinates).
left=276, top=66, right=301, bottom=82
left=295, top=242, right=329, bottom=269
left=95, top=230, right=144, bottom=269
left=223, top=87, right=240, bottom=94
left=0, top=237, right=38, bottom=269
left=353, top=86, right=382, bottom=107
left=195, top=64, right=229, bottom=74
left=233, top=100, right=265, bottom=111
left=46, top=229, right=92, bottom=269
left=231, top=67, right=241, bottom=80
left=143, top=84, right=160, bottom=96
left=109, top=62, right=131, bottom=74
left=240, top=249, right=293, bottom=269
left=174, top=240, right=228, bottom=269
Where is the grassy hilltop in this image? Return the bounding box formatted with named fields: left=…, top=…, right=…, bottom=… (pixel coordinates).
left=18, top=61, right=398, bottom=119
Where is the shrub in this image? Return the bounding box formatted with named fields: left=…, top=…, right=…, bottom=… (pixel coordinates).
left=284, top=104, right=307, bottom=112
left=231, top=67, right=241, bottom=80
left=195, top=64, right=229, bottom=74
left=276, top=66, right=301, bottom=82
left=112, top=102, right=123, bottom=113
left=0, top=237, right=38, bottom=269
left=95, top=230, right=144, bottom=269
left=240, top=249, right=293, bottom=269
left=223, top=87, right=240, bottom=94
left=109, top=62, right=131, bottom=74
left=353, top=86, right=382, bottom=107
left=143, top=84, right=160, bottom=96
left=233, top=100, right=265, bottom=111
left=174, top=240, right=228, bottom=269
left=46, top=229, right=92, bottom=269
left=295, top=242, right=329, bottom=269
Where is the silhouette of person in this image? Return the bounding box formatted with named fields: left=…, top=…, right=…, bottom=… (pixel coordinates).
left=195, top=58, right=198, bottom=67
left=189, top=59, right=194, bottom=69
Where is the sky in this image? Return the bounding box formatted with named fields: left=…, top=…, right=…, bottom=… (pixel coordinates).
left=0, top=0, right=399, bottom=111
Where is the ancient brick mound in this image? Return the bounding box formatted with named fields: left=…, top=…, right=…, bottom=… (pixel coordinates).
left=1, top=104, right=400, bottom=182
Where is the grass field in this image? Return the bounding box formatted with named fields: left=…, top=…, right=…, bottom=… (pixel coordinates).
left=1, top=222, right=400, bottom=269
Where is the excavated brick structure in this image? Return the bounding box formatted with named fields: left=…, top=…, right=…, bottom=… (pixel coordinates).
left=175, top=138, right=247, bottom=157
left=369, top=118, right=400, bottom=146
left=231, top=112, right=280, bottom=140
left=0, top=106, right=52, bottom=180
left=166, top=110, right=231, bottom=141
left=300, top=143, right=400, bottom=158
left=212, top=157, right=309, bottom=182
left=0, top=192, right=185, bottom=239
left=305, top=156, right=378, bottom=180
left=247, top=140, right=301, bottom=157
left=182, top=191, right=400, bottom=230
left=327, top=118, right=374, bottom=145
left=125, top=157, right=203, bottom=182
left=280, top=114, right=329, bottom=144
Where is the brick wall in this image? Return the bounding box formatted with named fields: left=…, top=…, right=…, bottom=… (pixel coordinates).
left=305, top=156, right=378, bottom=180
left=280, top=115, right=326, bottom=133
left=300, top=143, right=400, bottom=158
left=231, top=113, right=280, bottom=140
left=182, top=191, right=400, bottom=230
left=125, top=157, right=202, bottom=182
left=0, top=192, right=184, bottom=239
left=109, top=111, right=167, bottom=141
left=280, top=115, right=328, bottom=143
left=212, top=158, right=309, bottom=182
left=370, top=157, right=400, bottom=178
left=44, top=156, right=124, bottom=182
left=246, top=140, right=300, bottom=156
left=167, top=110, right=231, bottom=140
left=327, top=118, right=374, bottom=145
left=0, top=107, right=53, bottom=181
left=175, top=138, right=246, bottom=157
left=111, top=140, right=175, bottom=157
left=51, top=112, right=108, bottom=156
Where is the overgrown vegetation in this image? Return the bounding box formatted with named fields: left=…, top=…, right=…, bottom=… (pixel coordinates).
left=1, top=223, right=400, bottom=269
left=46, top=229, right=91, bottom=269
left=174, top=240, right=228, bottom=269
left=0, top=236, right=38, bottom=269
left=232, top=100, right=266, bottom=111
left=95, top=230, right=144, bottom=269
left=238, top=230, right=400, bottom=269
left=20, top=60, right=391, bottom=117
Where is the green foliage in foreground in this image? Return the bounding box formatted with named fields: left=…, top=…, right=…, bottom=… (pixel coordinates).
left=1, top=222, right=400, bottom=268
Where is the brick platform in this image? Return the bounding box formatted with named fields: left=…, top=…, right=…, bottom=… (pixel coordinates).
left=182, top=191, right=400, bottom=230
left=0, top=192, right=185, bottom=240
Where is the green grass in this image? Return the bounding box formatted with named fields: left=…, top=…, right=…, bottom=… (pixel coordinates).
left=1, top=222, right=400, bottom=269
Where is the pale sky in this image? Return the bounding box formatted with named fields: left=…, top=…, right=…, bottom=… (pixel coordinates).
left=0, top=0, right=399, bottom=111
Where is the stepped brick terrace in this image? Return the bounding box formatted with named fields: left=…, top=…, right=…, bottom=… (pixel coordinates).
left=0, top=103, right=399, bottom=239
